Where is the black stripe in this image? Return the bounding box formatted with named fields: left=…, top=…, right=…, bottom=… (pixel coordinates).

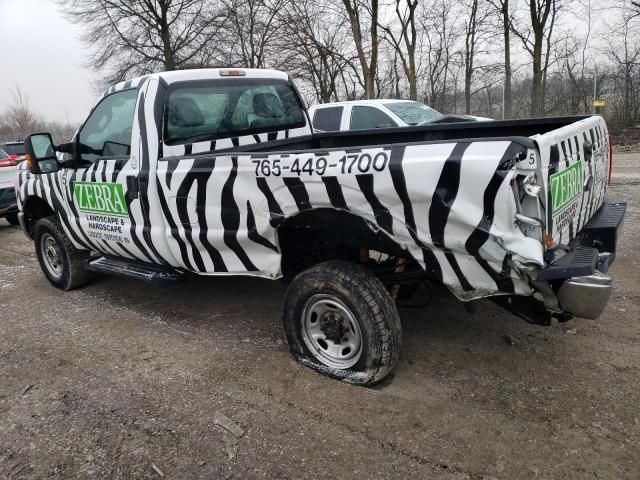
left=267, top=132, right=277, bottom=141
left=428, top=142, right=474, bottom=290
left=444, top=252, right=474, bottom=291
left=210, top=140, right=216, bottom=151
left=137, top=91, right=168, bottom=265
left=549, top=144, right=560, bottom=174
left=321, top=176, right=348, bottom=210
left=253, top=135, right=262, bottom=143
left=116, top=241, right=136, bottom=259
left=153, top=78, right=166, bottom=159
left=246, top=201, right=278, bottom=252
left=231, top=137, right=239, bottom=147
left=155, top=177, right=193, bottom=270
left=174, top=183, right=206, bottom=272
left=192, top=158, right=227, bottom=271
left=356, top=174, right=393, bottom=233
left=283, top=177, right=311, bottom=211
left=135, top=75, right=149, bottom=87
left=429, top=142, right=470, bottom=249
left=184, top=144, right=192, bottom=155
left=464, top=142, right=520, bottom=293
left=388, top=145, right=443, bottom=282
left=221, top=157, right=258, bottom=271
left=256, top=177, right=284, bottom=227
left=164, top=158, right=181, bottom=190
left=560, top=141, right=570, bottom=168
left=46, top=174, right=89, bottom=249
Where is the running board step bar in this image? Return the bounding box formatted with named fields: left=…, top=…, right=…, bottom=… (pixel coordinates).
left=86, top=256, right=184, bottom=284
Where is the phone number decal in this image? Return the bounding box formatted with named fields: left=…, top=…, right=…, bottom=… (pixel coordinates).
left=251, top=152, right=389, bottom=177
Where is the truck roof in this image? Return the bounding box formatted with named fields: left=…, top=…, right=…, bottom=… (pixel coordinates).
left=104, top=68, right=290, bottom=96
left=309, top=99, right=418, bottom=109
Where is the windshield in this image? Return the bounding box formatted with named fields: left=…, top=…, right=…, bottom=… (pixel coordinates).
left=0, top=149, right=8, bottom=159
left=1, top=143, right=25, bottom=155
left=384, top=101, right=442, bottom=125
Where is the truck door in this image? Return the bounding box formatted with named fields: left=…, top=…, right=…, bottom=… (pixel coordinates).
left=62, top=87, right=145, bottom=260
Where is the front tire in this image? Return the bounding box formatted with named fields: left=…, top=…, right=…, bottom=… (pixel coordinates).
left=283, top=260, right=402, bottom=386
left=34, top=216, right=90, bottom=291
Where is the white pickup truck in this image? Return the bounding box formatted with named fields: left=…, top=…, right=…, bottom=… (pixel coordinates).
left=17, top=68, right=625, bottom=385
left=309, top=99, right=490, bottom=132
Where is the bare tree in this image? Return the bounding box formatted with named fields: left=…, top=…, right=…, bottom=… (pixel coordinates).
left=60, top=0, right=224, bottom=85
left=604, top=4, right=640, bottom=128
left=461, top=0, right=494, bottom=114
left=218, top=0, right=284, bottom=69
left=419, top=0, right=461, bottom=111
left=341, top=0, right=380, bottom=98
left=511, top=0, right=562, bottom=115
left=279, top=0, right=356, bottom=102
left=488, top=0, right=513, bottom=117
left=379, top=0, right=419, bottom=99
left=0, top=88, right=44, bottom=137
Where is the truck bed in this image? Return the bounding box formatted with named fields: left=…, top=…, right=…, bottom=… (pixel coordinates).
left=214, top=116, right=590, bottom=154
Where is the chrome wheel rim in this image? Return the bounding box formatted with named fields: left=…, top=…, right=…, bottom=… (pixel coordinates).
left=40, top=233, right=63, bottom=279
left=301, top=294, right=363, bottom=369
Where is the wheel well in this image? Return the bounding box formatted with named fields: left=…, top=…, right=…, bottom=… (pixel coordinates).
left=22, top=196, right=55, bottom=238
left=277, top=208, right=415, bottom=282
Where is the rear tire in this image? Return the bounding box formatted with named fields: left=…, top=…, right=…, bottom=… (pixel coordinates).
left=283, top=260, right=402, bottom=386
left=34, top=216, right=90, bottom=291
left=5, top=212, right=19, bottom=225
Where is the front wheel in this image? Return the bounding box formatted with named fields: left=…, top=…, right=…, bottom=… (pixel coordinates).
left=34, top=216, right=90, bottom=291
left=283, top=260, right=402, bottom=386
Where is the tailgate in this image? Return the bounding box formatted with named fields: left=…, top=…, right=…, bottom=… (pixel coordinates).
left=532, top=116, right=610, bottom=246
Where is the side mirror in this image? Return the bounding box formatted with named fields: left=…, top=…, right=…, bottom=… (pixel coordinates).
left=24, top=133, right=59, bottom=174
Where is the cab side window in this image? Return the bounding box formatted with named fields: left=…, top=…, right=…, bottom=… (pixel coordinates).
left=350, top=106, right=397, bottom=130
left=78, top=89, right=138, bottom=162
left=312, top=107, right=343, bottom=132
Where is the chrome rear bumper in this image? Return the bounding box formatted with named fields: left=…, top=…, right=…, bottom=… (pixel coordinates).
left=557, top=271, right=613, bottom=320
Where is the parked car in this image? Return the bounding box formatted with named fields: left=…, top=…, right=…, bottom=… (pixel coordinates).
left=0, top=147, right=19, bottom=225
left=309, top=99, right=491, bottom=132
left=0, top=141, right=26, bottom=162
left=17, top=68, right=624, bottom=385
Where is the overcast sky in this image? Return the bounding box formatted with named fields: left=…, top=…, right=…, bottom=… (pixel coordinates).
left=0, top=0, right=95, bottom=124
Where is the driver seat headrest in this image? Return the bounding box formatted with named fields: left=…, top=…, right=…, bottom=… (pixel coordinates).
left=252, top=93, right=285, bottom=118
left=168, top=97, right=205, bottom=127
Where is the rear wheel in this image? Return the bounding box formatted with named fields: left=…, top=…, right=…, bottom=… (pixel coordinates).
left=283, top=260, right=402, bottom=386
left=34, top=216, right=90, bottom=290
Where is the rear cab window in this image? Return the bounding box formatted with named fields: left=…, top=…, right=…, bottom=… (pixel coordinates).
left=312, top=107, right=343, bottom=132
left=164, top=79, right=306, bottom=145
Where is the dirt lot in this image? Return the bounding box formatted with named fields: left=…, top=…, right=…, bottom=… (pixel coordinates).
left=0, top=182, right=638, bottom=480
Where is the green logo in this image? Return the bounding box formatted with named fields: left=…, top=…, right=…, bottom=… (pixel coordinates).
left=551, top=161, right=583, bottom=212
left=74, top=181, right=128, bottom=217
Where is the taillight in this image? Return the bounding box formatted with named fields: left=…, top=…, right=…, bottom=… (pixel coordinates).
left=0, top=157, right=16, bottom=167
left=608, top=134, right=613, bottom=184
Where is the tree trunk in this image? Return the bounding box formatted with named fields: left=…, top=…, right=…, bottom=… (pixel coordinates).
left=159, top=3, right=175, bottom=70
left=502, top=0, right=512, bottom=118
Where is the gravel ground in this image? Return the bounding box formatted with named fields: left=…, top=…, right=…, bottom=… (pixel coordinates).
left=0, top=181, right=638, bottom=480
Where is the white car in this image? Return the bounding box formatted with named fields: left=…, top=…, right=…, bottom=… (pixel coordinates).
left=0, top=147, right=18, bottom=225
left=308, top=99, right=490, bottom=132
